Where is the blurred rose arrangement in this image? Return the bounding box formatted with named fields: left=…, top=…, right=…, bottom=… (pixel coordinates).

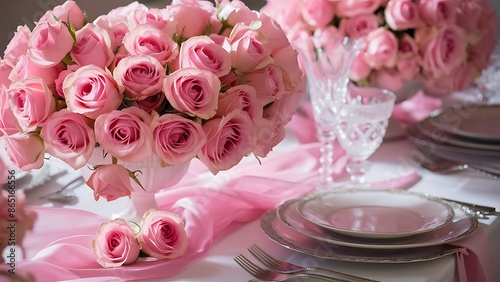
left=262, top=0, right=498, bottom=96
left=0, top=0, right=304, bottom=201
left=93, top=209, right=187, bottom=267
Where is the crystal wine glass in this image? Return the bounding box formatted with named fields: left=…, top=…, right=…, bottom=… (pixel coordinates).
left=295, top=35, right=364, bottom=190
left=335, top=86, right=396, bottom=186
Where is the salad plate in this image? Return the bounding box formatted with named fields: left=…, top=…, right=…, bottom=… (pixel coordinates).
left=430, top=105, right=500, bottom=142
left=297, top=190, right=454, bottom=239
left=277, top=194, right=477, bottom=250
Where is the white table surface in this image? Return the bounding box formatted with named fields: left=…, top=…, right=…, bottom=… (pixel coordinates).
left=19, top=136, right=500, bottom=282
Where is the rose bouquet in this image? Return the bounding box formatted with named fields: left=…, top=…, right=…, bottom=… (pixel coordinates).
left=0, top=0, right=304, bottom=201
left=262, top=0, right=498, bottom=96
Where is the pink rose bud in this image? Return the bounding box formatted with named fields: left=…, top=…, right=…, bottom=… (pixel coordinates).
left=86, top=164, right=135, bottom=202
left=137, top=209, right=188, bottom=260
left=92, top=218, right=140, bottom=268
left=3, top=25, right=31, bottom=68
left=38, top=0, right=86, bottom=30
left=4, top=133, right=45, bottom=171
left=71, top=23, right=115, bottom=69
left=28, top=20, right=74, bottom=68
left=385, top=0, right=422, bottom=30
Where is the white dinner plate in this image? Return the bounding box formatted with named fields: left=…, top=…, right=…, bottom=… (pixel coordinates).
left=418, top=117, right=500, bottom=151
left=276, top=194, right=477, bottom=249
left=261, top=209, right=463, bottom=263
left=297, top=190, right=454, bottom=239
left=430, top=105, right=500, bottom=142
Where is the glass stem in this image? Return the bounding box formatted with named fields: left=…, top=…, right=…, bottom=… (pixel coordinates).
left=317, top=129, right=336, bottom=190
left=346, top=160, right=370, bottom=185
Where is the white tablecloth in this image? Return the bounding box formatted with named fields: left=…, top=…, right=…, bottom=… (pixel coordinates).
left=23, top=138, right=500, bottom=282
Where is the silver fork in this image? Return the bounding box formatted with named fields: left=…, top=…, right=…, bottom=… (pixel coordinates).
left=234, top=254, right=347, bottom=282
left=248, top=245, right=378, bottom=282
left=412, top=148, right=500, bottom=179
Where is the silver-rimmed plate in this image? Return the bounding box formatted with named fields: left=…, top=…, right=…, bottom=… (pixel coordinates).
left=297, top=190, right=455, bottom=239
left=430, top=105, right=500, bottom=142
left=276, top=193, right=477, bottom=249
left=260, top=208, right=463, bottom=263
left=418, top=117, right=500, bottom=151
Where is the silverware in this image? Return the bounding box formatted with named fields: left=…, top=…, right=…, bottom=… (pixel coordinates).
left=235, top=254, right=347, bottom=282
left=247, top=245, right=378, bottom=282
left=39, top=176, right=84, bottom=200
left=413, top=147, right=500, bottom=179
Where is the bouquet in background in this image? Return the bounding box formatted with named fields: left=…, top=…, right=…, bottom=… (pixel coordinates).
left=262, top=0, right=498, bottom=96
left=0, top=0, right=304, bottom=200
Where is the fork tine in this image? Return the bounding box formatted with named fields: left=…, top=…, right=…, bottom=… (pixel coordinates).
left=234, top=254, right=271, bottom=279
left=248, top=244, right=281, bottom=269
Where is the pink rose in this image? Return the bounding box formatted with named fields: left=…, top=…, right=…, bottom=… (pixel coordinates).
left=217, top=85, right=262, bottom=121
left=9, top=55, right=64, bottom=87
left=199, top=109, right=256, bottom=174
left=151, top=113, right=206, bottom=166
left=0, top=189, right=37, bottom=262
left=253, top=118, right=285, bottom=158
left=38, top=0, right=86, bottom=30
left=455, top=0, right=485, bottom=33
left=239, top=65, right=285, bottom=108
left=385, top=0, right=422, bottom=30
left=228, top=23, right=273, bottom=73
left=271, top=45, right=303, bottom=91
left=335, top=0, right=384, bottom=18
left=370, top=70, right=404, bottom=93
left=427, top=62, right=475, bottom=93
left=93, top=17, right=129, bottom=51
left=63, top=65, right=122, bottom=119
left=179, top=36, right=231, bottom=77
left=364, top=28, right=398, bottom=69
left=28, top=20, right=74, bottom=67
left=40, top=109, right=96, bottom=170
left=54, top=64, right=80, bottom=99
left=350, top=54, right=371, bottom=81
left=123, top=24, right=179, bottom=65
left=0, top=59, right=13, bottom=88
left=301, top=0, right=335, bottom=29
left=137, top=209, right=188, bottom=260
left=261, top=0, right=303, bottom=35
left=419, top=24, right=467, bottom=78
left=163, top=68, right=220, bottom=119
left=71, top=23, right=115, bottom=69
left=397, top=35, right=421, bottom=80
left=418, top=0, right=457, bottom=26
left=94, top=107, right=154, bottom=163
left=86, top=164, right=135, bottom=201
left=92, top=218, right=140, bottom=267
left=0, top=85, right=21, bottom=137
left=113, top=55, right=166, bottom=100
left=340, top=14, right=381, bottom=39
left=4, top=134, right=45, bottom=171
left=133, top=93, right=167, bottom=114
left=3, top=25, right=31, bottom=68
left=8, top=77, right=56, bottom=130
left=165, top=0, right=221, bottom=38
left=218, top=0, right=259, bottom=27
left=131, top=8, right=170, bottom=31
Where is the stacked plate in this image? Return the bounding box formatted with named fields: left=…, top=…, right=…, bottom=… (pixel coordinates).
left=407, top=104, right=500, bottom=158
left=260, top=189, right=478, bottom=263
